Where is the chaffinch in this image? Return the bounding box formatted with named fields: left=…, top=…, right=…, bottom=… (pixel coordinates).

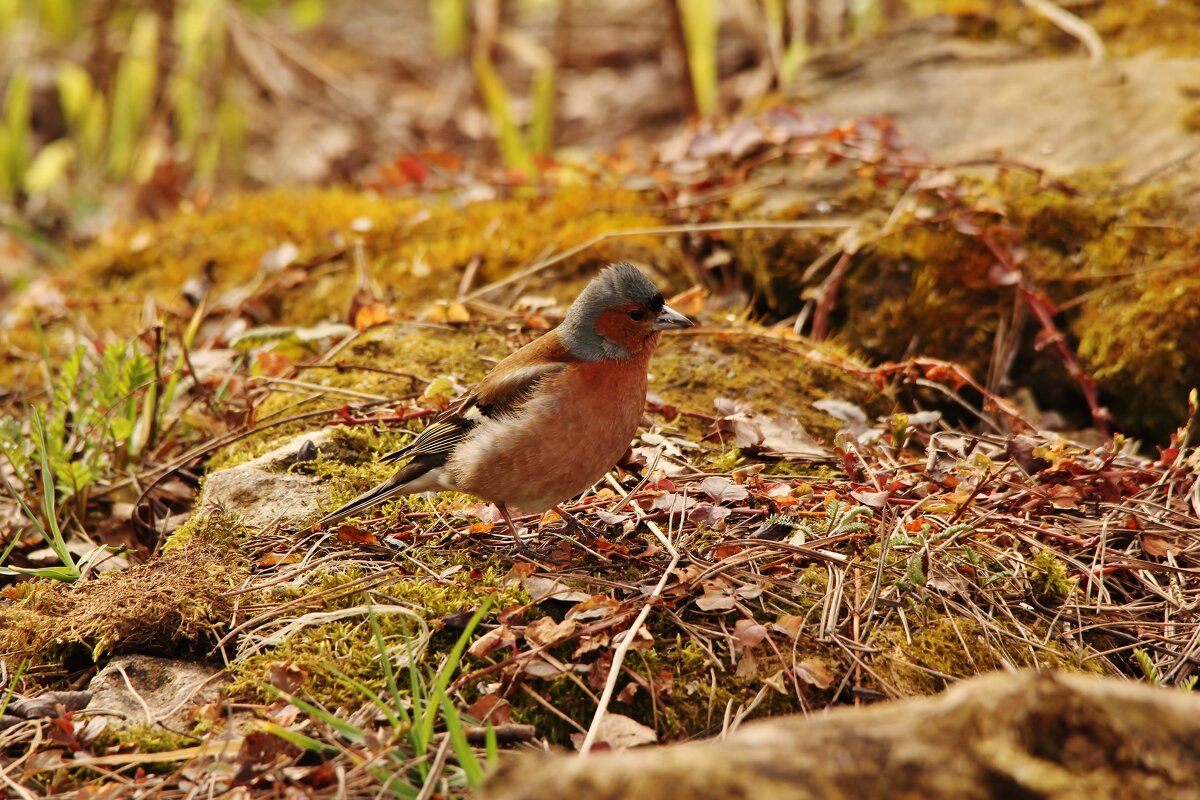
left=314, top=263, right=693, bottom=550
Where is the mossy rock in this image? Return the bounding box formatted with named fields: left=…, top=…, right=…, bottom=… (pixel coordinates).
left=824, top=169, right=1200, bottom=440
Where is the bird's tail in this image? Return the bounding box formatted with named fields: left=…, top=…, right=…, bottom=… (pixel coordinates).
left=313, top=456, right=440, bottom=529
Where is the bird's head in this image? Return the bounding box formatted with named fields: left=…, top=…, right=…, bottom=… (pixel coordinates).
left=558, top=263, right=693, bottom=361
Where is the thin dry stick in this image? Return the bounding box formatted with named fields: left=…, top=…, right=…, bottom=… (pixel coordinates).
left=414, top=734, right=453, bottom=800
left=578, top=515, right=682, bottom=755
left=465, top=220, right=857, bottom=301
left=1020, top=0, right=1105, bottom=69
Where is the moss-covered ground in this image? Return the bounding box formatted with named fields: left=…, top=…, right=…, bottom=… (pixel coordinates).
left=2, top=81, right=1199, bottom=799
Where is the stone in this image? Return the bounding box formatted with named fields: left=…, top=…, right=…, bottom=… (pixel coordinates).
left=85, top=655, right=226, bottom=731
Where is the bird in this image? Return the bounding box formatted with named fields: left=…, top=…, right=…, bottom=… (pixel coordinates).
left=313, top=263, right=693, bottom=552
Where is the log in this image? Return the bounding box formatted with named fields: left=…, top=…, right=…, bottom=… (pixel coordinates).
left=482, top=671, right=1200, bottom=799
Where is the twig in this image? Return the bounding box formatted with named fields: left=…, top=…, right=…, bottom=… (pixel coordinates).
left=466, top=220, right=857, bottom=301
left=579, top=511, right=682, bottom=755
left=1019, top=0, right=1105, bottom=70
left=414, top=733, right=452, bottom=800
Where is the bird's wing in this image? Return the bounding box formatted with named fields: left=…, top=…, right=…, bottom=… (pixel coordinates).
left=379, top=334, right=574, bottom=465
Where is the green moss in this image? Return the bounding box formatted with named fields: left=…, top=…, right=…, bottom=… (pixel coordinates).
left=945, top=0, right=1200, bottom=57
left=94, top=723, right=200, bottom=755
left=510, top=623, right=808, bottom=744
left=828, top=167, right=1200, bottom=440
left=1031, top=548, right=1074, bottom=599
left=704, top=448, right=747, bottom=474
left=206, top=324, right=510, bottom=472
left=1, top=185, right=672, bottom=392
left=160, top=506, right=255, bottom=553
left=650, top=330, right=885, bottom=444
left=226, top=564, right=529, bottom=707
left=872, top=615, right=1077, bottom=696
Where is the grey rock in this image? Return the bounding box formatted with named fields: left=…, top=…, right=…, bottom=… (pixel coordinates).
left=86, top=655, right=226, bottom=731
left=200, top=431, right=335, bottom=529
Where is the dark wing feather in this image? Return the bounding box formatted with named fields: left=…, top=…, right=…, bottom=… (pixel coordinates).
left=378, top=357, right=570, bottom=466
left=314, top=455, right=441, bottom=528
left=378, top=417, right=473, bottom=465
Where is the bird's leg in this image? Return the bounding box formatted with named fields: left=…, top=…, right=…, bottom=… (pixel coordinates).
left=498, top=502, right=546, bottom=561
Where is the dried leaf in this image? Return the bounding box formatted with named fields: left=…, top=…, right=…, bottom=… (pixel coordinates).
left=796, top=658, right=835, bottom=689
left=524, top=658, right=566, bottom=679
left=353, top=301, right=392, bottom=330
left=772, top=615, right=805, bottom=640
left=570, top=713, right=657, bottom=750
left=1142, top=534, right=1181, bottom=558
left=700, top=476, right=749, bottom=503
left=850, top=489, right=889, bottom=509
left=732, top=619, right=768, bottom=652
left=667, top=285, right=708, bottom=316
left=572, top=633, right=610, bottom=658
left=695, top=584, right=735, bottom=611
left=468, top=625, right=517, bottom=658
left=651, top=493, right=695, bottom=515
left=612, top=624, right=654, bottom=650
left=1047, top=484, right=1083, bottom=509
left=267, top=662, right=307, bottom=694
left=524, top=616, right=579, bottom=647
left=522, top=576, right=591, bottom=603
left=337, top=525, right=379, bottom=546
left=689, top=502, right=731, bottom=528
left=735, top=648, right=759, bottom=678
left=566, top=595, right=621, bottom=622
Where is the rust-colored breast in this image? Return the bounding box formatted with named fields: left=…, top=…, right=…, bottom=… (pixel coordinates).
left=448, top=353, right=651, bottom=513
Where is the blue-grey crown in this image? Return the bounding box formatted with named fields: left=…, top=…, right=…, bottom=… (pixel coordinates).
left=558, top=263, right=664, bottom=360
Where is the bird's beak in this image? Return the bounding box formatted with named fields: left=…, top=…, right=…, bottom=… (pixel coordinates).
left=653, top=304, right=694, bottom=330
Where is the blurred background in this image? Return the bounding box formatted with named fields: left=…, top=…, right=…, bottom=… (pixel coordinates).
left=3, top=0, right=1193, bottom=246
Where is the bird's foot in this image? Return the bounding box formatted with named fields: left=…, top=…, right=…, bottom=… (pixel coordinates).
left=553, top=506, right=608, bottom=543
left=510, top=537, right=562, bottom=567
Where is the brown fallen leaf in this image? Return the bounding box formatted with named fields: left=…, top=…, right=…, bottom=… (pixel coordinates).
left=796, top=658, right=835, bottom=689
left=772, top=615, right=805, bottom=640
left=522, top=576, right=591, bottom=603
left=695, top=584, right=736, bottom=611
left=569, top=713, right=657, bottom=750
left=267, top=662, right=308, bottom=694
left=337, top=525, right=379, bottom=546
left=699, top=476, right=749, bottom=503
left=1047, top=484, right=1083, bottom=509
left=524, top=616, right=579, bottom=647
left=572, top=633, right=611, bottom=658
left=353, top=301, right=393, bottom=330
left=616, top=682, right=640, bottom=705
left=735, top=648, right=759, bottom=678
left=612, top=624, right=654, bottom=650
left=850, top=489, right=889, bottom=509
left=466, top=693, right=513, bottom=725
left=566, top=594, right=621, bottom=622
left=468, top=625, right=517, bottom=658
left=732, top=619, right=768, bottom=652
left=1142, top=534, right=1181, bottom=558
left=524, top=658, right=567, bottom=679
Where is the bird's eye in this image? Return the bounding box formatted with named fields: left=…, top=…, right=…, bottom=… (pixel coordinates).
left=629, top=309, right=646, bottom=322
